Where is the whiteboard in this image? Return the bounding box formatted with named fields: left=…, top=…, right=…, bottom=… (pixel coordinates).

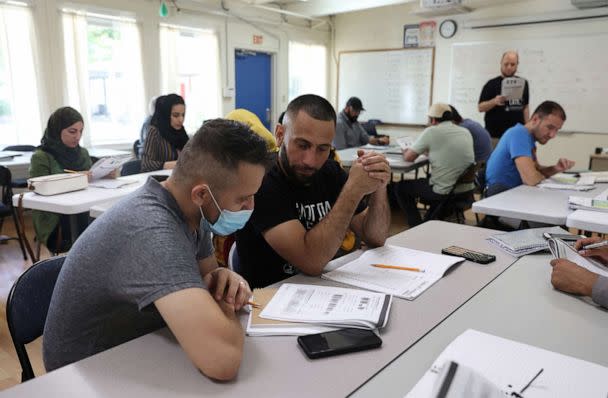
left=338, top=48, right=434, bottom=125
left=449, top=34, right=608, bottom=134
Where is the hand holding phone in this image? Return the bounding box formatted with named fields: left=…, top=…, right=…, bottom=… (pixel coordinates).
left=297, top=328, right=382, bottom=359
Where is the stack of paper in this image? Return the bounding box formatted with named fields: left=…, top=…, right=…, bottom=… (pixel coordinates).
left=487, top=226, right=569, bottom=257
left=396, top=137, right=413, bottom=150
left=568, top=196, right=608, bottom=212
left=322, top=245, right=464, bottom=300
left=246, top=288, right=337, bottom=336
left=406, top=329, right=608, bottom=398
left=579, top=171, right=608, bottom=183
left=538, top=178, right=595, bottom=191
left=249, top=283, right=392, bottom=336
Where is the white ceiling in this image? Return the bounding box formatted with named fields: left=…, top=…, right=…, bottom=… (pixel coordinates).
left=186, top=0, right=530, bottom=19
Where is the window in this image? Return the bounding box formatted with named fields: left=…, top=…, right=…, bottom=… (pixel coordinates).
left=160, top=24, right=221, bottom=133
left=0, top=3, right=43, bottom=146
left=288, top=41, right=327, bottom=101
left=62, top=11, right=145, bottom=146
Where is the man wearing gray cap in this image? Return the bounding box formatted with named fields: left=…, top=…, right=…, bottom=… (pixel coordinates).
left=394, top=103, right=474, bottom=227
left=333, top=97, right=389, bottom=150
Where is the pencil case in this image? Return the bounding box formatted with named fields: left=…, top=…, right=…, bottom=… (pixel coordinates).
left=27, top=173, right=88, bottom=196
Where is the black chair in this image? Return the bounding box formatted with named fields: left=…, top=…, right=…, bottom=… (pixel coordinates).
left=133, top=139, right=142, bottom=159
left=6, top=255, right=66, bottom=382
left=3, top=145, right=36, bottom=188
left=121, top=159, right=142, bottom=176
left=421, top=163, right=478, bottom=224
left=0, top=166, right=27, bottom=259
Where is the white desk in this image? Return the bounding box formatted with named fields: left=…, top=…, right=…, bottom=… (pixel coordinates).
left=337, top=146, right=429, bottom=175
left=567, top=210, right=608, bottom=234
left=566, top=187, right=608, bottom=234
left=472, top=184, right=607, bottom=225
left=13, top=170, right=170, bottom=215
left=13, top=170, right=171, bottom=242
left=1, top=149, right=130, bottom=181
left=1, top=221, right=517, bottom=397
left=352, top=252, right=608, bottom=397
left=0, top=152, right=33, bottom=180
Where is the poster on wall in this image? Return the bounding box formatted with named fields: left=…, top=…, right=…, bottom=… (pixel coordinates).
left=403, top=24, right=420, bottom=48
left=419, top=20, right=436, bottom=47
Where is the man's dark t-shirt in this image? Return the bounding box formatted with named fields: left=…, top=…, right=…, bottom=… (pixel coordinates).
left=236, top=159, right=366, bottom=288
left=479, top=75, right=529, bottom=139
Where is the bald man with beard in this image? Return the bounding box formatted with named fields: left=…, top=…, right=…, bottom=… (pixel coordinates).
left=478, top=50, right=530, bottom=146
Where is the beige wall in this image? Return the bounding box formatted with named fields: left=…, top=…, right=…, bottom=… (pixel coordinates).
left=332, top=0, right=608, bottom=168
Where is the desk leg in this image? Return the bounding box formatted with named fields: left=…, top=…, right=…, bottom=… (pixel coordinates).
left=69, top=215, right=79, bottom=244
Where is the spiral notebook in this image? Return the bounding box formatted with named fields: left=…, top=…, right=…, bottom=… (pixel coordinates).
left=487, top=226, right=569, bottom=257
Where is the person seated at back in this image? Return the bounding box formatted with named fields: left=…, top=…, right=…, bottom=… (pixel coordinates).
left=29, top=107, right=92, bottom=253
left=333, top=96, right=389, bottom=150
left=236, top=94, right=391, bottom=288
left=450, top=105, right=492, bottom=164
left=141, top=93, right=188, bottom=172
left=484, top=100, right=575, bottom=197
left=225, top=108, right=278, bottom=154
left=43, top=119, right=271, bottom=380
left=550, top=237, right=608, bottom=309
left=394, top=103, right=474, bottom=227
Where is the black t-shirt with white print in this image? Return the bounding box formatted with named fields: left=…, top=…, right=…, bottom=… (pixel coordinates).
left=236, top=159, right=366, bottom=288
left=479, top=75, right=529, bottom=139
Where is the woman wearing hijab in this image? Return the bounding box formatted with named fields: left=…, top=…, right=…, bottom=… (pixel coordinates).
left=225, top=108, right=278, bottom=153
left=141, top=94, right=189, bottom=172
left=29, top=106, right=92, bottom=253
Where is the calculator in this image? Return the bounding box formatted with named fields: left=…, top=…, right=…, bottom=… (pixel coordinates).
left=441, top=246, right=496, bottom=264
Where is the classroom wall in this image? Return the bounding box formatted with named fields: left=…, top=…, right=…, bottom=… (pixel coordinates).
left=332, top=0, right=608, bottom=168
left=28, top=0, right=330, bottom=147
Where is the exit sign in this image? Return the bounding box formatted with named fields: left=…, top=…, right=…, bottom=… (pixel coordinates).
left=253, top=35, right=263, bottom=44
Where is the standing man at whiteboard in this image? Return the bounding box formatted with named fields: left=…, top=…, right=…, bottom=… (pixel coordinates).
left=478, top=51, right=530, bottom=147
left=333, top=97, right=389, bottom=150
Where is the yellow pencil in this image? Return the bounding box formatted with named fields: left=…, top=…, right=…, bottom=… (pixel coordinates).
left=247, top=300, right=261, bottom=308
left=63, top=169, right=83, bottom=174
left=371, top=264, right=424, bottom=272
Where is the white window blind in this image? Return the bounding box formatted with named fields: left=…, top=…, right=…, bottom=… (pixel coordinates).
left=288, top=41, right=327, bottom=101
left=0, top=3, right=43, bottom=146
left=62, top=11, right=145, bottom=146
left=160, top=24, right=221, bottom=134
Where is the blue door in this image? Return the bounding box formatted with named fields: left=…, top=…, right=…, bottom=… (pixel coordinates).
left=235, top=50, right=272, bottom=129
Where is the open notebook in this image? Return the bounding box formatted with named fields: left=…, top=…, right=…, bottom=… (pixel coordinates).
left=487, top=226, right=568, bottom=257
left=568, top=196, right=608, bottom=213
left=547, top=238, right=608, bottom=278
left=406, top=329, right=608, bottom=398
left=322, top=245, right=464, bottom=300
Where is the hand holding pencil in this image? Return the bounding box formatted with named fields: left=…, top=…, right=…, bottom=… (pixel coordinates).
left=576, top=237, right=608, bottom=265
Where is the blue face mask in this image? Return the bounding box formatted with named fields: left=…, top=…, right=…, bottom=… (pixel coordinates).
left=199, top=187, right=253, bottom=236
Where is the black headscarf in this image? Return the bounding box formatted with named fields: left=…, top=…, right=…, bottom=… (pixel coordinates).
left=151, top=94, right=189, bottom=150
left=40, top=107, right=89, bottom=171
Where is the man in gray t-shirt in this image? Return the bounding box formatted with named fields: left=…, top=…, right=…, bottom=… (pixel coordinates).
left=43, top=119, right=271, bottom=381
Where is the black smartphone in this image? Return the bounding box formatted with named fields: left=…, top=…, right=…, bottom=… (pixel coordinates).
left=543, top=232, right=583, bottom=242
left=297, top=328, right=382, bottom=359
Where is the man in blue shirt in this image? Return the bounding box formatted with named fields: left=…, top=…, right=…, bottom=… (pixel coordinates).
left=485, top=100, right=575, bottom=196
left=450, top=105, right=492, bottom=164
